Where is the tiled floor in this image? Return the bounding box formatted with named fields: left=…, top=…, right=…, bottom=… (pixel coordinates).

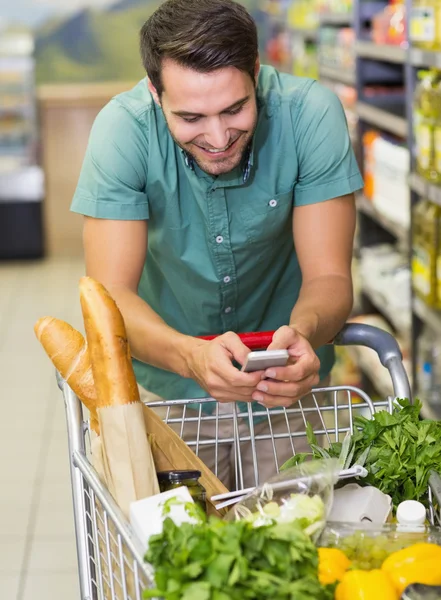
left=0, top=257, right=86, bottom=599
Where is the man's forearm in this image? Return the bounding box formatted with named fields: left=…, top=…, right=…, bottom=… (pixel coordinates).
left=106, top=285, right=203, bottom=378
left=289, top=274, right=353, bottom=349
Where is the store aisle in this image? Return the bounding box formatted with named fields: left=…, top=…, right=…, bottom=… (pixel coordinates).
left=0, top=257, right=86, bottom=600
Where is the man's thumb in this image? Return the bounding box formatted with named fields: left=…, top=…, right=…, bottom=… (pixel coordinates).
left=219, top=332, right=250, bottom=366
left=267, top=325, right=297, bottom=350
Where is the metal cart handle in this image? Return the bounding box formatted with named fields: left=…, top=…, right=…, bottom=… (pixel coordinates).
left=200, top=323, right=411, bottom=401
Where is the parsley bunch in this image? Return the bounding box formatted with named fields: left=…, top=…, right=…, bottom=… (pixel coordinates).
left=143, top=515, right=333, bottom=600
left=282, top=399, right=441, bottom=508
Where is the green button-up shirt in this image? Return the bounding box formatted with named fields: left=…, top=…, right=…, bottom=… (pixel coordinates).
left=71, top=65, right=363, bottom=405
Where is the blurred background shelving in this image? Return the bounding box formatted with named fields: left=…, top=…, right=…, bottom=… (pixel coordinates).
left=259, top=0, right=441, bottom=418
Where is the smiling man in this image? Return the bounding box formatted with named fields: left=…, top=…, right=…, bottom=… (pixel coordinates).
left=71, top=0, right=363, bottom=488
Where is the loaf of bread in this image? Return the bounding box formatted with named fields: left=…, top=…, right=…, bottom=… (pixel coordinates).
left=34, top=316, right=99, bottom=432
left=79, top=276, right=140, bottom=408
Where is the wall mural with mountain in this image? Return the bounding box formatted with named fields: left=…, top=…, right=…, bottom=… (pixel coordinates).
left=5, top=0, right=265, bottom=85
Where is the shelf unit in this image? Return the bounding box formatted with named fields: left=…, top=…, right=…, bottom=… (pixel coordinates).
left=356, top=193, right=408, bottom=244
left=318, top=65, right=356, bottom=85
left=260, top=0, right=441, bottom=411
left=0, top=26, right=44, bottom=259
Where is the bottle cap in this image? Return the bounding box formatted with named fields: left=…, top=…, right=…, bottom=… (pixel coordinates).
left=396, top=500, right=426, bottom=526
left=157, top=470, right=201, bottom=483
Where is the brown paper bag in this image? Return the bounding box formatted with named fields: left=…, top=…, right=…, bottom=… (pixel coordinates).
left=89, top=404, right=158, bottom=600
left=95, top=402, right=159, bottom=518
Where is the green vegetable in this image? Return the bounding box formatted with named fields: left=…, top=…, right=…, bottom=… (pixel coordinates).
left=240, top=493, right=325, bottom=538
left=281, top=399, right=441, bottom=508
left=143, top=513, right=334, bottom=599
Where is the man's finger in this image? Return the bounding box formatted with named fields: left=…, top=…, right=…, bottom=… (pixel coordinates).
left=263, top=354, right=319, bottom=382
left=254, top=374, right=319, bottom=398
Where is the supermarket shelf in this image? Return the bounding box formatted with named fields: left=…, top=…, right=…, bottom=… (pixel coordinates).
left=356, top=194, right=408, bottom=243
left=319, top=12, right=353, bottom=26
left=410, top=48, right=441, bottom=69
left=318, top=65, right=356, bottom=86
left=355, top=41, right=406, bottom=64
left=362, top=283, right=411, bottom=336
left=413, top=297, right=441, bottom=337
left=356, top=101, right=407, bottom=137
left=409, top=172, right=441, bottom=207
left=290, top=27, right=317, bottom=42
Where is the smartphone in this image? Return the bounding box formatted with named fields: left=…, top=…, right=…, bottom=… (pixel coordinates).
left=241, top=349, right=289, bottom=373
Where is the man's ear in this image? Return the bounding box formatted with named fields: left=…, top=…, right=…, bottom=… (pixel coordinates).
left=147, top=78, right=161, bottom=106
left=254, top=57, right=261, bottom=83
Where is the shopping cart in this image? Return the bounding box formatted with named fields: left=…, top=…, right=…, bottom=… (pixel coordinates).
left=57, top=323, right=440, bottom=600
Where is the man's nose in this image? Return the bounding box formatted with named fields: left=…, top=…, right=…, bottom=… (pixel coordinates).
left=205, top=119, right=230, bottom=149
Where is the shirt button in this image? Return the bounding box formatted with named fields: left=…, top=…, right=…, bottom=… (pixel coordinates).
left=269, top=199, right=278, bottom=207
left=224, top=307, right=232, bottom=314
left=216, top=235, right=224, bottom=244
left=223, top=276, right=231, bottom=283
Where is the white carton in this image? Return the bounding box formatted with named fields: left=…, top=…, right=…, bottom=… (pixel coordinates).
left=130, top=486, right=197, bottom=550
left=328, top=483, right=392, bottom=524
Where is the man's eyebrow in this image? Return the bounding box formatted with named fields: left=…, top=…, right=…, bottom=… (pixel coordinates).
left=172, top=95, right=250, bottom=117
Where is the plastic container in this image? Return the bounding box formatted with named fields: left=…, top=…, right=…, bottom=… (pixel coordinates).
left=412, top=199, right=440, bottom=306
left=157, top=470, right=207, bottom=513
left=319, top=522, right=441, bottom=570
left=414, top=70, right=440, bottom=182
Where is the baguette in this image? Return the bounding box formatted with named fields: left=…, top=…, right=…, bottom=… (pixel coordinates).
left=79, top=276, right=140, bottom=408
left=34, top=316, right=99, bottom=433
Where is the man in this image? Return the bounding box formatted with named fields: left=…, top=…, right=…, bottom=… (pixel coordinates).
left=71, top=0, right=363, bottom=489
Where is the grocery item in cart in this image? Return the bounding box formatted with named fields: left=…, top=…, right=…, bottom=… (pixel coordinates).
left=34, top=276, right=229, bottom=517
left=34, top=316, right=99, bottom=433
left=319, top=522, right=441, bottom=571
left=225, top=458, right=339, bottom=541
left=158, top=469, right=207, bottom=512
left=279, top=398, right=441, bottom=511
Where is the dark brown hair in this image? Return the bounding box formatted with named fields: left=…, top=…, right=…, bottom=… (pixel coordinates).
left=140, top=0, right=258, bottom=96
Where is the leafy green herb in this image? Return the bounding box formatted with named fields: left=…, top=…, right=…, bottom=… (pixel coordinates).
left=143, top=514, right=334, bottom=600
left=281, top=399, right=441, bottom=508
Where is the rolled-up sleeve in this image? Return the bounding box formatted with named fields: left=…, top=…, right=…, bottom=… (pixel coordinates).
left=293, top=81, right=364, bottom=206
left=71, top=100, right=150, bottom=220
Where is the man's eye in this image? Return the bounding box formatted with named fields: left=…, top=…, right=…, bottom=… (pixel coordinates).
left=225, top=106, right=244, bottom=116
left=182, top=116, right=201, bottom=123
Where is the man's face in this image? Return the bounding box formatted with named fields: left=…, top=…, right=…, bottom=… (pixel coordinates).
left=152, top=59, right=258, bottom=176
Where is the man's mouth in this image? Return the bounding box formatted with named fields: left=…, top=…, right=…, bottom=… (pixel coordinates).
left=194, top=136, right=241, bottom=156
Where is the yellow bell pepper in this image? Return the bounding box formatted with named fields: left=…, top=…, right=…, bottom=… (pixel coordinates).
left=381, top=542, right=441, bottom=595
left=335, top=569, right=398, bottom=600
left=317, top=547, right=351, bottom=585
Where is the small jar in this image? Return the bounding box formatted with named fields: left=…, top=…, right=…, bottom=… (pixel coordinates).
left=157, top=470, right=207, bottom=513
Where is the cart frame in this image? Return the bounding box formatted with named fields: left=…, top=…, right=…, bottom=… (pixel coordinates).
left=57, top=324, right=437, bottom=600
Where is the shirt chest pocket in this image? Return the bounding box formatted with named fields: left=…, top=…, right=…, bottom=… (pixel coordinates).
left=238, top=189, right=294, bottom=244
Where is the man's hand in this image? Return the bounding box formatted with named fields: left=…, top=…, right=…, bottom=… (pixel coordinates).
left=251, top=325, right=320, bottom=408
left=186, top=332, right=264, bottom=402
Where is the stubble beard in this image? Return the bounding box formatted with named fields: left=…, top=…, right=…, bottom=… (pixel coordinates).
left=163, top=113, right=257, bottom=176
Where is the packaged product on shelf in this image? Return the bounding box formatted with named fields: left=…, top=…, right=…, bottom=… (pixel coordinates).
left=287, top=0, right=319, bottom=30
left=371, top=136, right=410, bottom=227
left=372, top=0, right=406, bottom=46
left=410, top=0, right=441, bottom=50
left=414, top=70, right=441, bottom=183
left=412, top=199, right=440, bottom=307
left=362, top=130, right=380, bottom=200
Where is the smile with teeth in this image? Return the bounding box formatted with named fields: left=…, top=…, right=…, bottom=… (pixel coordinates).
left=197, top=137, right=239, bottom=154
